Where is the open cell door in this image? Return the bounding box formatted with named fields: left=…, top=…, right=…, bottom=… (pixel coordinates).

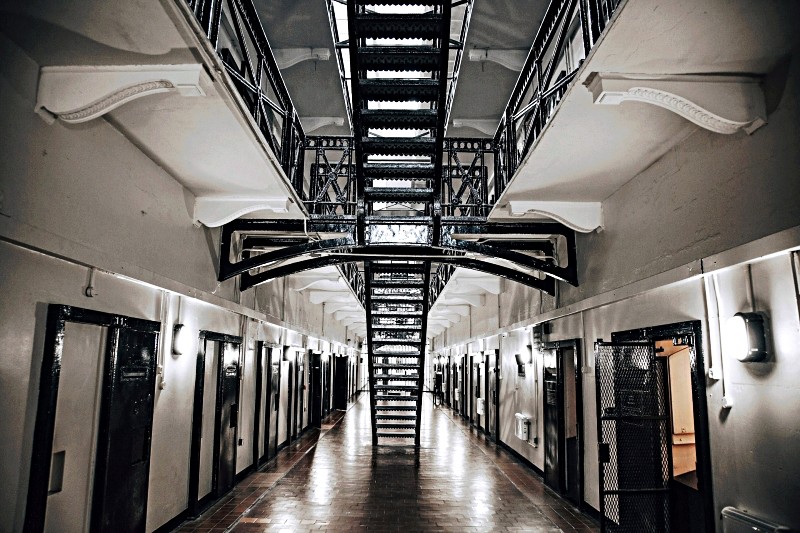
left=595, top=341, right=671, bottom=533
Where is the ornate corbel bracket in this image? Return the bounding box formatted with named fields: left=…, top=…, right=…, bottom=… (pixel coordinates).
left=467, top=48, right=528, bottom=71
left=508, top=200, right=602, bottom=233
left=194, top=196, right=290, bottom=227
left=272, top=48, right=331, bottom=69
left=35, top=64, right=205, bottom=124
left=585, top=72, right=766, bottom=135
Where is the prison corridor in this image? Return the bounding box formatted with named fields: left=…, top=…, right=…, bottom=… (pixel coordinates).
left=174, top=394, right=598, bottom=532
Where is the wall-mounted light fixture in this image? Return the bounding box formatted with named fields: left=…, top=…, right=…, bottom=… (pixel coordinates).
left=515, top=352, right=532, bottom=376
left=172, top=323, right=186, bottom=356
left=724, top=312, right=768, bottom=362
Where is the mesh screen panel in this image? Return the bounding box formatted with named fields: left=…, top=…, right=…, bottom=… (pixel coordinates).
left=596, top=343, right=670, bottom=533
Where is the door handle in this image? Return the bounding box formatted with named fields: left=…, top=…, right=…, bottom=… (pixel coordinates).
left=599, top=442, right=610, bottom=463
left=230, top=404, right=238, bottom=428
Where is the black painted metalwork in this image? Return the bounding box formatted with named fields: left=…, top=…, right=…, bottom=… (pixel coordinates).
left=305, top=136, right=356, bottom=216
left=25, top=305, right=160, bottom=533
left=194, top=0, right=614, bottom=449
left=595, top=341, right=671, bottom=532
left=442, top=138, right=493, bottom=217
left=188, top=331, right=243, bottom=518
left=185, top=0, right=306, bottom=190
left=493, top=0, right=621, bottom=199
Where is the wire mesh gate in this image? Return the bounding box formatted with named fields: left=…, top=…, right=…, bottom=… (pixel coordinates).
left=595, top=341, right=671, bottom=532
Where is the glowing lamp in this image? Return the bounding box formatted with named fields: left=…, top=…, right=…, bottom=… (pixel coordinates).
left=724, top=312, right=767, bottom=362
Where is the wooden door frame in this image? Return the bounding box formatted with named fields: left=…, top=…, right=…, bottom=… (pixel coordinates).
left=611, top=320, right=714, bottom=533
left=24, top=304, right=160, bottom=533
left=188, top=330, right=242, bottom=518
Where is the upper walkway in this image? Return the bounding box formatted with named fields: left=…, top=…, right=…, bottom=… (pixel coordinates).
left=175, top=394, right=598, bottom=532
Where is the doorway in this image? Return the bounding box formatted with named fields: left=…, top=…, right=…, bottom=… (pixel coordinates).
left=485, top=349, right=500, bottom=441
left=310, top=351, right=322, bottom=428
left=25, top=305, right=160, bottom=533
left=253, top=343, right=278, bottom=467
left=188, top=331, right=242, bottom=517
left=334, top=355, right=349, bottom=410
left=542, top=339, right=584, bottom=508
left=597, top=321, right=712, bottom=533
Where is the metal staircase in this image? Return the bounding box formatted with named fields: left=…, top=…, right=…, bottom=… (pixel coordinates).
left=348, top=0, right=451, bottom=445
left=209, top=0, right=584, bottom=450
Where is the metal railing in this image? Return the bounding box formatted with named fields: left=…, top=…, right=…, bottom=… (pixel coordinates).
left=428, top=263, right=456, bottom=308
left=443, top=0, right=475, bottom=134
left=493, top=0, right=621, bottom=198
left=185, top=0, right=306, bottom=194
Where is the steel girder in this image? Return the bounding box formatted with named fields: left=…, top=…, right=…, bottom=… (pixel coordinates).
left=238, top=246, right=555, bottom=294
left=220, top=218, right=576, bottom=292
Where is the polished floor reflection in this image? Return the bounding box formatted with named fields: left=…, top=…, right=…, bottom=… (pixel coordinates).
left=176, top=394, right=598, bottom=532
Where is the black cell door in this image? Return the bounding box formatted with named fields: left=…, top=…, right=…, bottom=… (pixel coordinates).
left=543, top=348, right=563, bottom=491
left=92, top=324, right=159, bottom=532
left=267, top=351, right=279, bottom=458
left=26, top=306, right=159, bottom=533
left=334, top=356, right=349, bottom=410
left=310, top=352, right=322, bottom=428
left=595, top=341, right=670, bottom=533
left=215, top=342, right=240, bottom=496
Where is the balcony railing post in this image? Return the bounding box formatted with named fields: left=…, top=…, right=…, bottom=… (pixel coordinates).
left=578, top=0, right=592, bottom=57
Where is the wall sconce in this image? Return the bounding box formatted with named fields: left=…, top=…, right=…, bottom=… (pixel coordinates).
left=514, top=352, right=531, bottom=376
left=172, top=323, right=187, bottom=356
left=724, top=312, right=768, bottom=362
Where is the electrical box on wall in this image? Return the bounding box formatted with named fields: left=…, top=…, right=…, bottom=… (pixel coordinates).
left=515, top=413, right=530, bottom=441
left=476, top=398, right=485, bottom=416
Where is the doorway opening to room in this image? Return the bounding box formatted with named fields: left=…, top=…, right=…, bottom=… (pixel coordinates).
left=596, top=321, right=713, bottom=533
left=25, top=305, right=160, bottom=533
left=541, top=339, right=585, bottom=510
left=253, top=343, right=280, bottom=467
left=188, top=331, right=242, bottom=518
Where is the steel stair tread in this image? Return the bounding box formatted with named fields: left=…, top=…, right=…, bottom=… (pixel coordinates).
left=361, top=137, right=435, bottom=156
left=373, top=364, right=420, bottom=369
left=374, top=384, right=418, bottom=390
left=354, top=14, right=445, bottom=40
left=359, top=79, right=439, bottom=102
left=375, top=414, right=417, bottom=419
left=375, top=404, right=417, bottom=410
left=361, top=109, right=438, bottom=130
left=357, top=0, right=446, bottom=5
left=373, top=374, right=420, bottom=380
left=364, top=187, right=435, bottom=200
left=363, top=162, right=435, bottom=179
left=358, top=46, right=442, bottom=72
left=376, top=432, right=416, bottom=438
left=374, top=395, right=418, bottom=401
left=375, top=423, right=417, bottom=429
left=370, top=279, right=424, bottom=287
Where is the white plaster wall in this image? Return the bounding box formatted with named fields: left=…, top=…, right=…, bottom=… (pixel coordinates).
left=0, top=50, right=235, bottom=301
left=146, top=295, right=241, bottom=532
left=0, top=48, right=360, bottom=530
left=498, top=328, right=545, bottom=469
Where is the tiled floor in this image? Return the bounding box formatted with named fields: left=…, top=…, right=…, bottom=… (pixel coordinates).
left=174, top=395, right=598, bottom=533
